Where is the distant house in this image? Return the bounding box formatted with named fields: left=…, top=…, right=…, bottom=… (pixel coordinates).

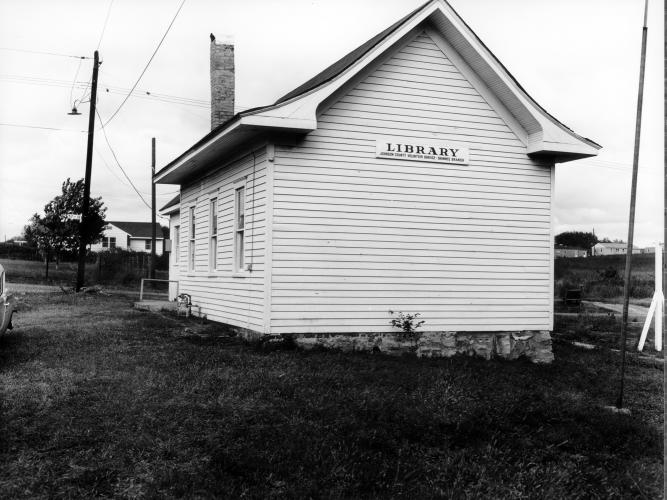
left=592, top=242, right=641, bottom=256
left=89, top=221, right=168, bottom=255
left=554, top=245, right=587, bottom=258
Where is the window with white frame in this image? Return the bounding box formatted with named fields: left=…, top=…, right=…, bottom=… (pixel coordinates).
left=209, top=197, right=218, bottom=270
left=145, top=240, right=151, bottom=251
left=233, top=180, right=246, bottom=272
left=189, top=206, right=195, bottom=271
left=102, top=237, right=116, bottom=249
left=173, top=226, right=180, bottom=263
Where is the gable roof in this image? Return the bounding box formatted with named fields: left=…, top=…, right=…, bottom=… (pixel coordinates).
left=275, top=2, right=428, bottom=105
left=155, top=0, right=600, bottom=185
left=106, top=221, right=166, bottom=239
left=159, top=194, right=180, bottom=214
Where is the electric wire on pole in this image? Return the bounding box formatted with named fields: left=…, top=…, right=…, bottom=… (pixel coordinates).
left=76, top=50, right=100, bottom=292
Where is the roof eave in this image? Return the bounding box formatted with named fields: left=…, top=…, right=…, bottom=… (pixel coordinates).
left=159, top=204, right=180, bottom=215
left=154, top=116, right=316, bottom=185
left=527, top=139, right=601, bottom=163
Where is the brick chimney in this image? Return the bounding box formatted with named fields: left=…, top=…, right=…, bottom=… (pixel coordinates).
left=210, top=34, right=234, bottom=129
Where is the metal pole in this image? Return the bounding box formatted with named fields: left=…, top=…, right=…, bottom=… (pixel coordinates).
left=150, top=138, right=156, bottom=280
left=616, top=0, right=649, bottom=409
left=76, top=50, right=100, bottom=292
left=655, top=243, right=662, bottom=350
left=662, top=0, right=666, bottom=487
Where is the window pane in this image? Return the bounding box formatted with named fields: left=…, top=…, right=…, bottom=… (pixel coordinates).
left=236, top=186, right=245, bottom=229
left=236, top=230, right=244, bottom=270
left=190, top=206, right=195, bottom=237
left=211, top=199, right=218, bottom=236
left=210, top=236, right=217, bottom=270
left=110, top=237, right=116, bottom=248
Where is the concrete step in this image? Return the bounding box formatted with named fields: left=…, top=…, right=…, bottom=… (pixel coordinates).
left=134, top=300, right=178, bottom=313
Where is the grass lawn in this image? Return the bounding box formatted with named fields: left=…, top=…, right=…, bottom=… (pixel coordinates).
left=0, top=259, right=98, bottom=286
left=0, top=292, right=663, bottom=498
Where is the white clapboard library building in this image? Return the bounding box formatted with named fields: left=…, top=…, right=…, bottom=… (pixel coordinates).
left=155, top=0, right=600, bottom=362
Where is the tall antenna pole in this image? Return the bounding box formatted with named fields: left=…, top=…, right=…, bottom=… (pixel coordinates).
left=150, top=137, right=156, bottom=280
left=76, top=50, right=100, bottom=292
left=616, top=0, right=649, bottom=409
left=662, top=0, right=666, bottom=485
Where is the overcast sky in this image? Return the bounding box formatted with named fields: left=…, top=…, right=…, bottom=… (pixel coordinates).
left=0, top=0, right=663, bottom=246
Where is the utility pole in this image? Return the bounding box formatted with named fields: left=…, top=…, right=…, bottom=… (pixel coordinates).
left=76, top=50, right=100, bottom=292
left=150, top=137, right=156, bottom=280
left=616, top=0, right=649, bottom=410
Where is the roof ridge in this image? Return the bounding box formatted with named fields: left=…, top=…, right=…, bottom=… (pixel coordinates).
left=274, top=0, right=432, bottom=105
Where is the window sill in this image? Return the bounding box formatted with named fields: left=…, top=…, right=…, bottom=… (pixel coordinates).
left=182, top=271, right=250, bottom=278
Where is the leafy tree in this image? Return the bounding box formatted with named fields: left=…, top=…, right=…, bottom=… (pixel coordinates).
left=25, top=178, right=107, bottom=278
left=555, top=231, right=598, bottom=250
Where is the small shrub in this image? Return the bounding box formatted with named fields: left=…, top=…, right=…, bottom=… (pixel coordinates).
left=388, top=310, right=425, bottom=341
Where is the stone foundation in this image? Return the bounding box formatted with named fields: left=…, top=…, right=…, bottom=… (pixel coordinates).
left=286, top=330, right=554, bottom=364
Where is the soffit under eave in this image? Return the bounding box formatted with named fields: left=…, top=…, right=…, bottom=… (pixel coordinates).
left=428, top=7, right=597, bottom=151
left=155, top=127, right=260, bottom=185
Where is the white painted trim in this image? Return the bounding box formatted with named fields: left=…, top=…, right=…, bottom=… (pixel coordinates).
left=424, top=26, right=528, bottom=147
left=548, top=164, right=555, bottom=330
left=266, top=143, right=275, bottom=162
left=432, top=1, right=599, bottom=156
left=187, top=204, right=196, bottom=273
left=208, top=195, right=219, bottom=272
left=263, top=143, right=275, bottom=334
left=232, top=176, right=249, bottom=274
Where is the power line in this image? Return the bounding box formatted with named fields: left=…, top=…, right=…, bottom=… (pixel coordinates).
left=69, top=58, right=85, bottom=108
left=97, top=0, right=115, bottom=50
left=94, top=144, right=133, bottom=188
left=95, top=109, right=152, bottom=210
left=103, top=0, right=187, bottom=127
left=0, top=74, right=211, bottom=108
left=0, top=47, right=91, bottom=59
left=0, top=122, right=85, bottom=133
left=1, top=72, right=259, bottom=111
left=71, top=0, right=115, bottom=106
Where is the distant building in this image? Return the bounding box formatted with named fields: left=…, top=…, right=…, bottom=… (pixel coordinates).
left=592, top=242, right=641, bottom=256
left=640, top=243, right=664, bottom=254
left=554, top=245, right=588, bottom=258
left=89, top=221, right=168, bottom=255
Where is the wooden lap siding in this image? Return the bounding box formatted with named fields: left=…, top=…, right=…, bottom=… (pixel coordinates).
left=270, top=30, right=553, bottom=334
left=178, top=147, right=268, bottom=331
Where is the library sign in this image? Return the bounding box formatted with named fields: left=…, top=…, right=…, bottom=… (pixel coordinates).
left=375, top=137, right=469, bottom=165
